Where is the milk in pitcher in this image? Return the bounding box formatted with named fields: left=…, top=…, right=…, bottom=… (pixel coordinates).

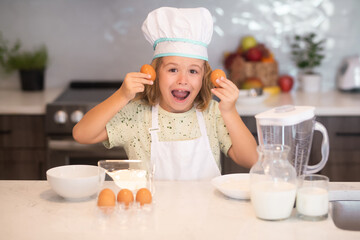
left=251, top=181, right=297, bottom=220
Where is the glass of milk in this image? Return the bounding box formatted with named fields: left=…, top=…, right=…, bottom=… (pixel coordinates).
left=296, top=174, right=329, bottom=221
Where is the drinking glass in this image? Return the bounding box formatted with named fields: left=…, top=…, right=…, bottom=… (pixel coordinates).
left=296, top=174, right=329, bottom=221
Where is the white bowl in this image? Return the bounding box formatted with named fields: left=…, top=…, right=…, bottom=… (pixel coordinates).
left=47, top=165, right=104, bottom=200
left=237, top=92, right=269, bottom=105
left=212, top=173, right=250, bottom=200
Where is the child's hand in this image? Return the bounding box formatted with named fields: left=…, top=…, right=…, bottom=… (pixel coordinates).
left=119, top=72, right=154, bottom=101
left=211, top=77, right=239, bottom=113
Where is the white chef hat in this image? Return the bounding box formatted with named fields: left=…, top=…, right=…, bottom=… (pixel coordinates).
left=142, top=7, right=213, bottom=61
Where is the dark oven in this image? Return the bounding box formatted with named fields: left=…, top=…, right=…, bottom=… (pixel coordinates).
left=45, top=81, right=128, bottom=169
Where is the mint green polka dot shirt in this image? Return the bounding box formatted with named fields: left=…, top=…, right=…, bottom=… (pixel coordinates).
left=103, top=99, right=232, bottom=170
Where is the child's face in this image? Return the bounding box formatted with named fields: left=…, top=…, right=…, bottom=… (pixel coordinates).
left=158, top=56, right=205, bottom=113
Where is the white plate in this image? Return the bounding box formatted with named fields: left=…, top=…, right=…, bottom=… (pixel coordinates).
left=211, top=173, right=250, bottom=200
left=237, top=92, right=269, bottom=105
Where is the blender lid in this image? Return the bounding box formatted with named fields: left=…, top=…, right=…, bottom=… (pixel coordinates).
left=255, top=105, right=315, bottom=126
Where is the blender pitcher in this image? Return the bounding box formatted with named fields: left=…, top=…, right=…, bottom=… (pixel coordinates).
left=255, top=105, right=329, bottom=176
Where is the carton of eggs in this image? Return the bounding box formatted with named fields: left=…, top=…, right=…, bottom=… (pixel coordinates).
left=97, top=187, right=152, bottom=211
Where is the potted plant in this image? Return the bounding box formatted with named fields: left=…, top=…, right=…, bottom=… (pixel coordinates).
left=0, top=33, right=48, bottom=91
left=290, top=32, right=325, bottom=92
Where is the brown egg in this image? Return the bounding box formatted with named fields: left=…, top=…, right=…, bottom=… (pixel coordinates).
left=135, top=188, right=152, bottom=206
left=97, top=188, right=116, bottom=207
left=210, top=69, right=226, bottom=88
left=140, top=64, right=156, bottom=81
left=117, top=189, right=134, bottom=207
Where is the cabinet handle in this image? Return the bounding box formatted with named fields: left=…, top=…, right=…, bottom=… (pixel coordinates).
left=0, top=130, right=12, bottom=135
left=336, top=132, right=360, bottom=137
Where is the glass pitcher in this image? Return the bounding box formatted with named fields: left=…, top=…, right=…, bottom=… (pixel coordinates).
left=255, top=105, right=329, bottom=176
left=250, top=144, right=297, bottom=221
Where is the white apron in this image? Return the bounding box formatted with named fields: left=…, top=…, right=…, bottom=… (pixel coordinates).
left=149, top=104, right=221, bottom=180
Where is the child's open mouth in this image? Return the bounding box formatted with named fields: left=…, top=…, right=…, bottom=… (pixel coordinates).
left=171, top=90, right=190, bottom=101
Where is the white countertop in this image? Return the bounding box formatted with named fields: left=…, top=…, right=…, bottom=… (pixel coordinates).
left=0, top=180, right=359, bottom=240
left=0, top=88, right=64, bottom=115
left=0, top=88, right=359, bottom=116
left=236, top=90, right=360, bottom=116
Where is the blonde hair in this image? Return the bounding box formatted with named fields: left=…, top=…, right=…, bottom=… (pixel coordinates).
left=135, top=57, right=213, bottom=111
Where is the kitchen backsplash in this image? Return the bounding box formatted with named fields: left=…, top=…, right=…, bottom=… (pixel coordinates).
left=0, top=0, right=359, bottom=90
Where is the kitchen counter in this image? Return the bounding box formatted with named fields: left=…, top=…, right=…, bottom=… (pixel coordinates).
left=0, top=88, right=64, bottom=115
left=1, top=180, right=359, bottom=240
left=236, top=90, right=360, bottom=116
left=0, top=88, right=359, bottom=116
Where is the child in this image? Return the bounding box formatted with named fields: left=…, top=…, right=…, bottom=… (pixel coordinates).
left=72, top=7, right=257, bottom=180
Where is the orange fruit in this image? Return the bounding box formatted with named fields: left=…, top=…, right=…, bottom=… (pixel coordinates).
left=140, top=64, right=156, bottom=81
left=241, top=77, right=264, bottom=89
left=97, top=188, right=116, bottom=207
left=135, top=188, right=152, bottom=206
left=210, top=69, right=226, bottom=88
left=261, top=54, right=275, bottom=63
left=117, top=189, right=134, bottom=207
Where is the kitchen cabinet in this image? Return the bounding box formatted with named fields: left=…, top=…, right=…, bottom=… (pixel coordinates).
left=1, top=113, right=359, bottom=181
left=310, top=117, right=360, bottom=181
left=221, top=116, right=257, bottom=175
left=0, top=115, right=46, bottom=180
left=221, top=116, right=360, bottom=181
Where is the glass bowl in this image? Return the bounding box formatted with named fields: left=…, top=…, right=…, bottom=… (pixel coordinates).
left=98, top=160, right=153, bottom=193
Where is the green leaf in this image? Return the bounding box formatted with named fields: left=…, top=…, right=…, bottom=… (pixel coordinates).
left=0, top=32, right=47, bottom=73
left=289, top=32, right=325, bottom=71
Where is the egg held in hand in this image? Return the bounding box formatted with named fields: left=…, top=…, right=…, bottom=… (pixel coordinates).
left=140, top=64, right=156, bottom=81
left=210, top=69, right=226, bottom=88
left=136, top=188, right=152, bottom=206
left=117, top=188, right=134, bottom=207
left=97, top=188, right=116, bottom=207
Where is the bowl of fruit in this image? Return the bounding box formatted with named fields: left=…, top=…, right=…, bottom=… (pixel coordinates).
left=224, top=35, right=278, bottom=89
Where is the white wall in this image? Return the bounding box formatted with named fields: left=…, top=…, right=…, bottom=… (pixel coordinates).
left=0, top=0, right=359, bottom=90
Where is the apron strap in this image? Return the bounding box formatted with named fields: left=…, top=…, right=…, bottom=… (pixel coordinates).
left=195, top=109, right=213, bottom=154
left=195, top=109, right=208, bottom=137
left=149, top=104, right=160, bottom=142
